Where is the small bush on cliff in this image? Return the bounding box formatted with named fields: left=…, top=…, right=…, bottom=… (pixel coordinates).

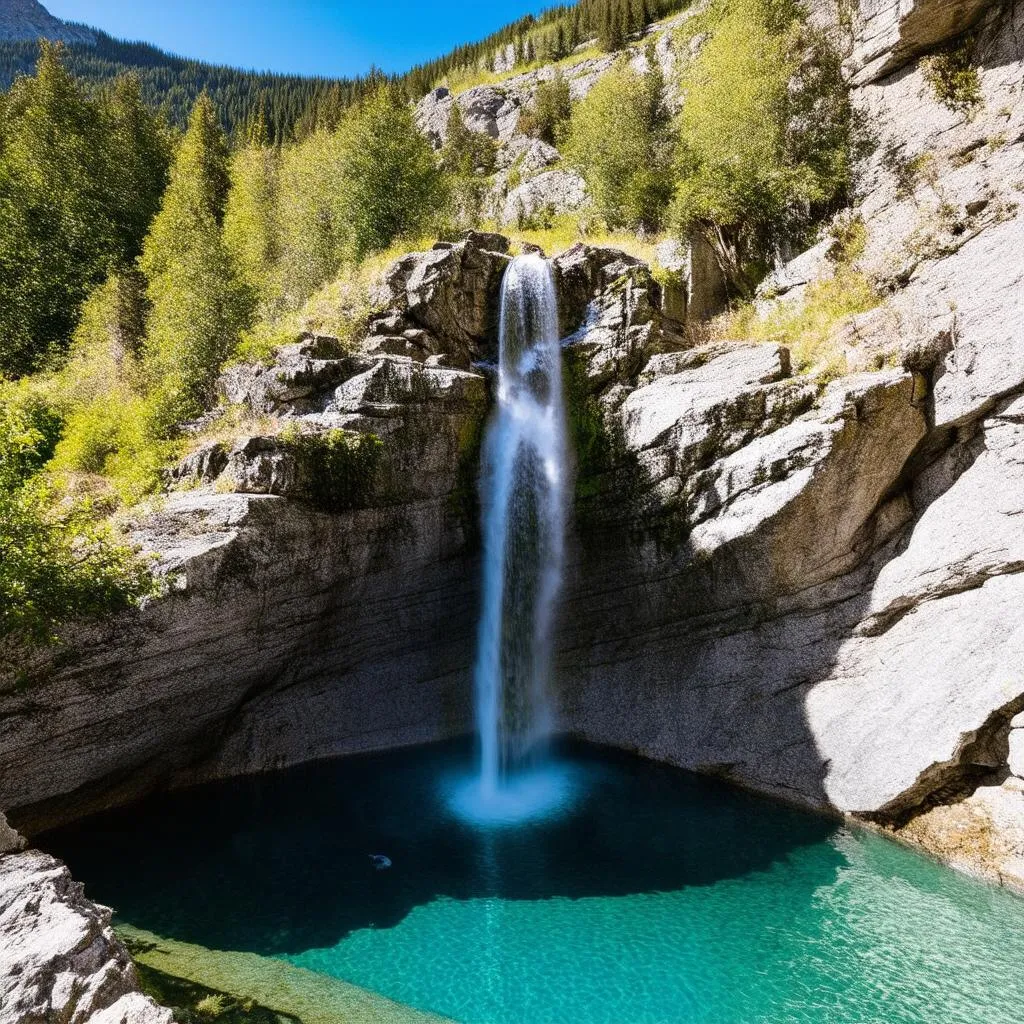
left=564, top=54, right=674, bottom=231
left=282, top=428, right=383, bottom=513
left=518, top=70, right=573, bottom=145
left=334, top=88, right=448, bottom=263
left=719, top=265, right=880, bottom=376
left=223, top=132, right=282, bottom=315
left=672, top=0, right=851, bottom=294
left=922, top=35, right=982, bottom=116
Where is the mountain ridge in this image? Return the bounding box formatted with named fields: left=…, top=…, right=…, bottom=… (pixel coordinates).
left=0, top=0, right=94, bottom=45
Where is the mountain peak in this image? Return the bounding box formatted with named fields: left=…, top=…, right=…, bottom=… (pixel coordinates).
left=0, top=0, right=95, bottom=45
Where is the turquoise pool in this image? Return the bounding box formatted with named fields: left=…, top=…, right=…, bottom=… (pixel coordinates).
left=42, top=741, right=1024, bottom=1024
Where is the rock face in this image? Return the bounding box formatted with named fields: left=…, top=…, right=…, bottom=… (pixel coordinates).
left=0, top=848, right=171, bottom=1023
left=846, top=0, right=993, bottom=84
left=500, top=169, right=589, bottom=226
left=0, top=0, right=96, bottom=45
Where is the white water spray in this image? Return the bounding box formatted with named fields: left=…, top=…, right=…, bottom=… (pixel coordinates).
left=449, top=253, right=573, bottom=826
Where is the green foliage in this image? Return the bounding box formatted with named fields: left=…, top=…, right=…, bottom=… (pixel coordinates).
left=564, top=56, right=674, bottom=231
left=0, top=43, right=170, bottom=377
left=247, top=88, right=446, bottom=311
left=223, top=143, right=281, bottom=309
left=518, top=70, right=573, bottom=145
left=722, top=266, right=880, bottom=375
left=274, top=130, right=345, bottom=306
left=922, top=35, right=982, bottom=116
left=0, top=393, right=153, bottom=645
left=332, top=89, right=447, bottom=263
left=282, top=428, right=383, bottom=513
left=672, top=0, right=851, bottom=289
left=442, top=104, right=498, bottom=228
left=442, top=104, right=498, bottom=178
left=41, top=273, right=175, bottom=503
left=140, top=95, right=255, bottom=429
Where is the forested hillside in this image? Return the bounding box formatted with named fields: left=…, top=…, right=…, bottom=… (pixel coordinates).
left=0, top=0, right=691, bottom=138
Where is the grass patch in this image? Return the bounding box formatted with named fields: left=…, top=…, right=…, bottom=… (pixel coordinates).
left=716, top=266, right=881, bottom=376
left=234, top=235, right=436, bottom=368
left=486, top=213, right=668, bottom=265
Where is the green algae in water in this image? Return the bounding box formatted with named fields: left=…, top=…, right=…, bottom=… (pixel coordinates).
left=42, top=741, right=1024, bottom=1024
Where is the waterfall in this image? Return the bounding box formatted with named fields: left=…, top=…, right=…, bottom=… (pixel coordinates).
left=449, top=253, right=573, bottom=826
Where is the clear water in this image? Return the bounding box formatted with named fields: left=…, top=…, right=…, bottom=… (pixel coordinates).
left=42, top=741, right=1024, bottom=1024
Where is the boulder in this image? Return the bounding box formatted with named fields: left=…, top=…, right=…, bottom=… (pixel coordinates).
left=500, top=169, right=589, bottom=225
left=416, top=85, right=519, bottom=147
left=0, top=850, right=172, bottom=1023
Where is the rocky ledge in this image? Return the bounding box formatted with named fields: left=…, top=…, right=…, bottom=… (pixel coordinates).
left=0, top=814, right=170, bottom=1024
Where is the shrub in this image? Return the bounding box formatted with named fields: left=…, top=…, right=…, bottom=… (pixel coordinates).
left=922, top=35, right=982, bottom=116
left=441, top=104, right=498, bottom=228
left=518, top=71, right=572, bottom=146
left=333, top=88, right=448, bottom=262
left=282, top=428, right=383, bottom=512
left=0, top=399, right=153, bottom=644
left=223, top=143, right=281, bottom=311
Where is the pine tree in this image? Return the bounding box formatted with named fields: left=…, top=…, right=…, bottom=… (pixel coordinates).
left=0, top=43, right=168, bottom=377
left=139, top=94, right=254, bottom=429
left=224, top=141, right=280, bottom=309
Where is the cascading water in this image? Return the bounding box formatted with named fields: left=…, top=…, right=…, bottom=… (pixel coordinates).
left=449, top=253, right=575, bottom=826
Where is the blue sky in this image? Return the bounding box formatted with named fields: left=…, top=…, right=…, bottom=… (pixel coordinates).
left=44, top=1, right=553, bottom=78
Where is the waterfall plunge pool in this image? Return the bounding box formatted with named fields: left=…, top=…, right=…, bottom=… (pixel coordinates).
left=41, top=739, right=1024, bottom=1024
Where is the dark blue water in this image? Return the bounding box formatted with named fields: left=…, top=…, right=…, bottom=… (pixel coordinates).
left=41, top=740, right=1024, bottom=1024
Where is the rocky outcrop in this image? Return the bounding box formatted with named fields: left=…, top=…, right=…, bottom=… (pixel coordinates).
left=0, top=0, right=96, bottom=45
left=369, top=232, right=511, bottom=366
left=554, top=243, right=685, bottom=386
left=500, top=169, right=589, bottom=226
left=0, top=848, right=171, bottom=1023
left=0, top=812, right=26, bottom=856
left=845, top=0, right=993, bottom=84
